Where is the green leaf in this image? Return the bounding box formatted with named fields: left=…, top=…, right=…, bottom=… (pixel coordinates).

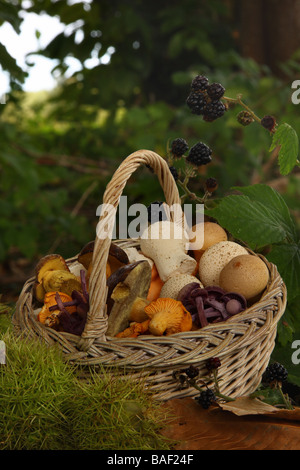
left=206, top=184, right=298, bottom=250
left=270, top=123, right=299, bottom=175
left=266, top=242, right=300, bottom=301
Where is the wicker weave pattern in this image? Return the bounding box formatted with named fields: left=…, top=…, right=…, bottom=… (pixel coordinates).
left=13, top=150, right=287, bottom=400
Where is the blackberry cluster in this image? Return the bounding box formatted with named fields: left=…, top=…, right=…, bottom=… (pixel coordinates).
left=184, top=365, right=200, bottom=379
left=147, top=201, right=167, bottom=224
left=171, top=138, right=189, bottom=157
left=262, top=362, right=288, bottom=385
left=186, top=74, right=226, bottom=122
left=196, top=389, right=216, bottom=409
left=186, top=142, right=212, bottom=167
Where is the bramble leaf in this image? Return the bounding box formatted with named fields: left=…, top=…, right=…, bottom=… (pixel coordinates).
left=269, top=123, right=299, bottom=176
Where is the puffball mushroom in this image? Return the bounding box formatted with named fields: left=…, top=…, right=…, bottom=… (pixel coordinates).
left=189, top=221, right=228, bottom=262
left=159, top=273, right=203, bottom=300
left=140, top=221, right=197, bottom=282
left=219, top=254, right=270, bottom=300
left=199, top=241, right=248, bottom=287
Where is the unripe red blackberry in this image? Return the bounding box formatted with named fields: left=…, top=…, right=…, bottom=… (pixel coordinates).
left=237, top=110, right=254, bottom=126
left=191, top=75, right=209, bottom=91
left=171, top=138, right=189, bottom=157
left=261, top=115, right=277, bottom=132
left=203, top=100, right=226, bottom=121
left=204, top=177, right=218, bottom=193
left=207, top=82, right=225, bottom=100
left=187, top=142, right=212, bottom=166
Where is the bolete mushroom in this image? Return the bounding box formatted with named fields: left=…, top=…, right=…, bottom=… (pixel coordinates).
left=106, top=260, right=152, bottom=336
left=140, top=221, right=197, bottom=282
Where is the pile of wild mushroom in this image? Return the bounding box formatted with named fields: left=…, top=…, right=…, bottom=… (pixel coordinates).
left=177, top=283, right=247, bottom=328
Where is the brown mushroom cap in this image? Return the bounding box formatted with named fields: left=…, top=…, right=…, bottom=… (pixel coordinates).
left=106, top=260, right=152, bottom=337
left=35, top=254, right=70, bottom=283
left=219, top=254, right=270, bottom=300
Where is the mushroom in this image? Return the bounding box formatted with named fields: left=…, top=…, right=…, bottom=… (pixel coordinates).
left=41, top=269, right=82, bottom=297
left=198, top=241, right=248, bottom=287
left=106, top=260, right=152, bottom=336
left=219, top=254, right=270, bottom=301
left=37, top=291, right=77, bottom=329
left=189, top=221, right=228, bottom=262
left=140, top=221, right=197, bottom=282
left=115, top=319, right=151, bottom=338
left=177, top=283, right=247, bottom=328
left=144, top=298, right=193, bottom=336
left=34, top=254, right=71, bottom=303
left=159, top=273, right=203, bottom=300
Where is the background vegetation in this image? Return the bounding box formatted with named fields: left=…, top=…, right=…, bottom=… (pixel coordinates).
left=0, top=0, right=299, bottom=388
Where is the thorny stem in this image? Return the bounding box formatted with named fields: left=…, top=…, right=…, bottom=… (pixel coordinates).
left=223, top=94, right=262, bottom=124
left=277, top=383, right=294, bottom=410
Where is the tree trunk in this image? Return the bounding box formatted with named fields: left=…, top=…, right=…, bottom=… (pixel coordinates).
left=238, top=0, right=300, bottom=75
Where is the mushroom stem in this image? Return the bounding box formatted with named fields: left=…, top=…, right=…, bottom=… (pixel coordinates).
left=129, top=297, right=150, bottom=322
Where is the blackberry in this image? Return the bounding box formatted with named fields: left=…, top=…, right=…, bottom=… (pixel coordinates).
left=171, top=138, right=189, bottom=157
left=186, top=142, right=212, bottom=166
left=196, top=389, right=216, bottom=409
left=203, top=100, right=226, bottom=121
left=206, top=357, right=221, bottom=371
left=191, top=75, right=209, bottom=91
left=147, top=201, right=168, bottom=224
left=204, top=177, right=218, bottom=193
left=184, top=365, right=199, bottom=379
left=186, top=91, right=207, bottom=115
left=169, top=165, right=179, bottom=181
left=261, top=115, right=277, bottom=132
left=237, top=110, right=254, bottom=126
left=262, top=362, right=288, bottom=384
left=207, top=82, right=225, bottom=100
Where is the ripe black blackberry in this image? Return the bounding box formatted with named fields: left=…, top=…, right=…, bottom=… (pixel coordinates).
left=262, top=362, right=288, bottom=384
left=191, top=75, right=209, bottom=91
left=186, top=91, right=207, bottom=115
left=171, top=138, right=189, bottom=157
left=169, top=165, right=178, bottom=181
left=184, top=365, right=199, bottom=379
left=147, top=201, right=167, bottom=224
left=207, top=82, right=225, bottom=100
left=203, top=100, right=226, bottom=121
left=196, top=389, right=216, bottom=409
left=186, top=142, right=212, bottom=166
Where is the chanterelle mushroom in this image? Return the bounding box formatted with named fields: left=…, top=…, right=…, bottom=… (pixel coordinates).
left=106, top=260, right=152, bottom=336
left=144, top=298, right=192, bottom=336
left=140, top=220, right=197, bottom=282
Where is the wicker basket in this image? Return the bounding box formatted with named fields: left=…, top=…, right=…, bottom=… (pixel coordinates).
left=13, top=150, right=287, bottom=401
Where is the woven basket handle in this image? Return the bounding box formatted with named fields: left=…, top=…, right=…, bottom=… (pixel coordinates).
left=78, top=149, right=182, bottom=348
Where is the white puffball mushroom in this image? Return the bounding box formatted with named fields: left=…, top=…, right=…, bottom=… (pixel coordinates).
left=219, top=254, right=270, bottom=300
left=140, top=221, right=197, bottom=282
left=159, top=274, right=203, bottom=299
left=198, top=241, right=248, bottom=287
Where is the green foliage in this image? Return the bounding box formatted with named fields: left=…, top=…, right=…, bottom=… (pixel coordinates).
left=0, top=323, right=171, bottom=450
left=270, top=123, right=299, bottom=176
